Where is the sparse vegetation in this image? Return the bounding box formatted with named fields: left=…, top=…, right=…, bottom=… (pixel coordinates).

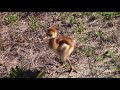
left=9, top=66, right=25, bottom=78
left=36, top=68, right=46, bottom=78
left=75, top=24, right=86, bottom=33
left=84, top=47, right=94, bottom=57
left=96, top=55, right=104, bottom=61
left=97, top=12, right=120, bottom=19
left=4, top=13, right=18, bottom=24
left=9, top=66, right=46, bottom=78
left=28, top=16, right=40, bottom=31
left=95, top=30, right=105, bottom=38
left=0, top=12, right=120, bottom=78
left=105, top=49, right=117, bottom=58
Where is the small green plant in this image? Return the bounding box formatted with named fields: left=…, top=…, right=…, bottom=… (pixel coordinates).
left=84, top=47, right=94, bottom=57
left=28, top=16, right=40, bottom=31
left=95, top=30, right=109, bottom=42
left=80, top=12, right=93, bottom=17
left=9, top=66, right=46, bottom=78
left=5, top=13, right=18, bottom=24
left=77, top=25, right=86, bottom=33
left=61, top=13, right=79, bottom=24
left=9, top=66, right=25, bottom=78
left=66, top=15, right=75, bottom=23
left=97, top=12, right=120, bottom=19
left=36, top=68, right=46, bottom=78
left=110, top=56, right=120, bottom=76
left=95, top=30, right=105, bottom=38
left=75, top=24, right=86, bottom=34
left=110, top=56, right=120, bottom=65
left=105, top=49, right=116, bottom=58
left=96, top=55, right=104, bottom=61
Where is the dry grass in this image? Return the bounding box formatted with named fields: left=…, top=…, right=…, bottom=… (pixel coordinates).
left=0, top=12, right=120, bottom=78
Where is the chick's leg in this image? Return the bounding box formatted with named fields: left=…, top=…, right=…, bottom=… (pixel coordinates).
left=48, top=56, right=67, bottom=77
left=66, top=57, right=77, bottom=73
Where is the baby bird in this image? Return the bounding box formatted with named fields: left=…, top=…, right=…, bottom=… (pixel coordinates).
left=46, top=25, right=77, bottom=72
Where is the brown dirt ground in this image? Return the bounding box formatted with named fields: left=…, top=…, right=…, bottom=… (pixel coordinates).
left=0, top=12, right=120, bottom=78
